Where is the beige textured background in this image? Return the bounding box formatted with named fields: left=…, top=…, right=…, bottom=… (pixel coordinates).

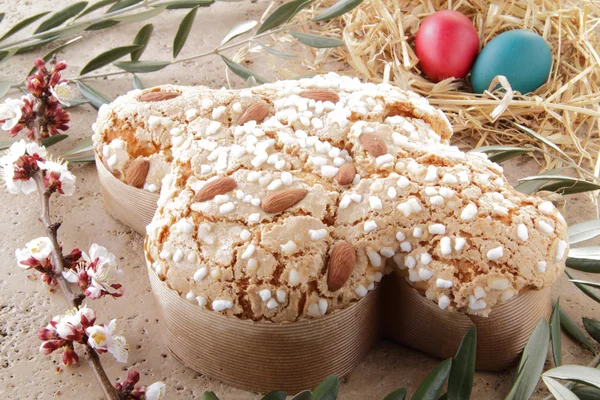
left=0, top=1, right=597, bottom=399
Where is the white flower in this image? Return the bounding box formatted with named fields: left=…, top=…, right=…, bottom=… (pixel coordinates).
left=86, top=319, right=128, bottom=363
left=49, top=82, right=74, bottom=106
left=83, top=243, right=116, bottom=267
left=0, top=140, right=47, bottom=194
left=145, top=381, right=167, bottom=400
left=15, top=237, right=54, bottom=267
left=81, top=243, right=123, bottom=299
left=37, top=159, right=76, bottom=196
left=50, top=305, right=96, bottom=340
left=62, top=269, right=78, bottom=283
left=0, top=97, right=24, bottom=131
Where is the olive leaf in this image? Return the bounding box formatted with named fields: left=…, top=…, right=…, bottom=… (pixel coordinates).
left=256, top=0, right=313, bottom=35
left=543, top=365, right=600, bottom=390
left=107, top=0, right=143, bottom=13
left=220, top=20, right=257, bottom=46
left=80, top=44, right=140, bottom=75
left=514, top=168, right=567, bottom=195
left=16, top=36, right=60, bottom=55
left=570, top=279, right=600, bottom=290
left=64, top=154, right=95, bottom=163
left=566, top=258, right=600, bottom=273
left=0, top=135, right=68, bottom=151
left=505, top=318, right=549, bottom=400
left=572, top=386, right=600, bottom=400
left=220, top=55, right=268, bottom=84
left=314, top=0, right=364, bottom=21
left=76, top=81, right=112, bottom=109
left=131, top=24, right=154, bottom=61
left=0, top=48, right=18, bottom=63
left=261, top=390, right=286, bottom=400
left=565, top=247, right=600, bottom=261
left=583, top=318, right=600, bottom=344
left=447, top=326, right=476, bottom=400
left=469, top=145, right=532, bottom=163
left=383, top=388, right=407, bottom=400
left=290, top=390, right=312, bottom=400
left=565, top=270, right=600, bottom=303
left=34, top=2, right=88, bottom=34
left=86, top=20, right=120, bottom=31
left=132, top=74, right=144, bottom=89
left=258, top=42, right=296, bottom=59
left=568, top=219, right=600, bottom=245
left=412, top=359, right=452, bottom=400
left=550, top=299, right=562, bottom=366
left=517, top=175, right=600, bottom=196
left=152, top=0, right=214, bottom=9
left=114, top=60, right=170, bottom=73
left=26, top=36, right=83, bottom=76
left=77, top=0, right=119, bottom=19
left=0, top=80, right=10, bottom=98
left=290, top=32, right=344, bottom=48
left=510, top=121, right=570, bottom=160
left=61, top=136, right=93, bottom=159
left=201, top=392, right=219, bottom=400
left=173, top=6, right=199, bottom=58
left=541, top=377, right=578, bottom=400
left=64, top=98, right=91, bottom=108
left=557, top=303, right=595, bottom=351
left=312, top=375, right=339, bottom=400
left=504, top=360, right=528, bottom=400
left=113, top=6, right=165, bottom=22
left=0, top=13, right=4, bottom=24
left=0, top=11, right=50, bottom=41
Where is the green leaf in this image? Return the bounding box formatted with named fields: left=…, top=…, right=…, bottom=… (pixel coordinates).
left=132, top=74, right=144, bottom=89
left=114, top=60, right=170, bottom=73
left=0, top=80, right=10, bottom=98
left=76, top=81, right=112, bottom=109
left=43, top=134, right=69, bottom=148
left=64, top=154, right=95, bottom=163
left=543, top=365, right=600, bottom=390
left=131, top=23, right=153, bottom=61
left=220, top=55, right=268, bottom=84
left=568, top=219, right=600, bottom=245
left=80, top=45, right=140, bottom=75
left=258, top=42, right=296, bottom=59
left=312, top=376, right=339, bottom=400
left=15, top=36, right=60, bottom=55
left=541, top=180, right=600, bottom=195
left=64, top=98, right=91, bottom=108
left=173, top=6, right=199, bottom=58
left=568, top=247, right=600, bottom=261
left=566, top=258, right=600, bottom=273
left=314, top=0, right=364, bottom=21
left=566, top=270, right=600, bottom=303
left=558, top=303, right=595, bottom=352
left=256, top=0, right=313, bottom=34
left=0, top=12, right=50, bottom=42
left=514, top=168, right=567, bottom=195
left=201, top=392, right=219, bottom=400
left=412, top=359, right=452, bottom=400
left=570, top=279, right=600, bottom=290
left=550, top=298, right=562, bottom=366
left=0, top=13, right=4, bottom=24
left=383, top=388, right=407, bottom=400
left=0, top=48, right=18, bottom=63
left=290, top=391, right=312, bottom=400
left=26, top=36, right=83, bottom=76
left=583, top=318, right=600, bottom=344
left=290, top=32, right=344, bottom=48
left=61, top=136, right=93, bottom=158
left=261, top=390, right=286, bottom=400
left=504, top=360, right=528, bottom=400
left=572, top=386, right=600, bottom=400
left=506, top=318, right=550, bottom=400
left=107, top=0, right=143, bottom=13
left=447, top=326, right=476, bottom=400
left=152, top=0, right=214, bottom=9
left=77, top=0, right=119, bottom=19
left=86, top=19, right=120, bottom=31
left=510, top=121, right=571, bottom=160
left=220, top=20, right=257, bottom=46
left=541, top=377, right=579, bottom=400
left=488, top=149, right=532, bottom=163
left=34, top=2, right=88, bottom=34
left=113, top=6, right=165, bottom=22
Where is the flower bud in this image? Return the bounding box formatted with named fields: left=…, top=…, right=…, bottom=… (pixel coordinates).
left=49, top=72, right=61, bottom=87
left=37, top=327, right=57, bottom=341
left=52, top=60, right=67, bottom=72
left=39, top=340, right=62, bottom=355
left=34, top=58, right=45, bottom=69
left=62, top=347, right=79, bottom=366
left=127, top=370, right=140, bottom=385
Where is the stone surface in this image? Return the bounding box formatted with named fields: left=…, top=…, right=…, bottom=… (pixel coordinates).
left=0, top=1, right=597, bottom=399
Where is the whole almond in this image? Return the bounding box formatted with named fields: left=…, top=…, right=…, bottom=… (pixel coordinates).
left=327, top=241, right=356, bottom=292
left=260, top=188, right=308, bottom=213
left=334, top=163, right=356, bottom=185
left=195, top=177, right=237, bottom=202
left=125, top=159, right=150, bottom=188
left=359, top=133, right=387, bottom=157
left=237, top=102, right=269, bottom=125
left=139, top=91, right=180, bottom=102
left=299, top=89, right=340, bottom=103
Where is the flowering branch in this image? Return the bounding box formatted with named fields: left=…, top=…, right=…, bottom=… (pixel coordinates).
left=1, top=58, right=165, bottom=400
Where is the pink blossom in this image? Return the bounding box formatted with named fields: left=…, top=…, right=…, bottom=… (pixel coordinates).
left=38, top=159, right=76, bottom=196
left=15, top=236, right=54, bottom=269
left=0, top=140, right=46, bottom=194
left=86, top=319, right=129, bottom=363
left=80, top=244, right=124, bottom=299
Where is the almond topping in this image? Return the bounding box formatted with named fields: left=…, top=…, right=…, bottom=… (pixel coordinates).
left=260, top=188, right=308, bottom=213
left=125, top=159, right=150, bottom=188
left=237, top=102, right=269, bottom=125
left=139, top=91, right=180, bottom=102
left=359, top=133, right=387, bottom=157
left=195, top=177, right=237, bottom=202
left=334, top=163, right=356, bottom=185
left=327, top=241, right=356, bottom=292
left=299, top=89, right=340, bottom=103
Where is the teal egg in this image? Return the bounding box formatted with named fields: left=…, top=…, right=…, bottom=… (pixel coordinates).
left=470, top=29, right=552, bottom=94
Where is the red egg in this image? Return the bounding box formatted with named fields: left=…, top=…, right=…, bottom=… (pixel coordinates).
left=415, top=10, right=480, bottom=82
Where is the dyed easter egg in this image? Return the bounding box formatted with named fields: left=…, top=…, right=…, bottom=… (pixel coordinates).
left=415, top=10, right=480, bottom=82
left=471, top=29, right=552, bottom=94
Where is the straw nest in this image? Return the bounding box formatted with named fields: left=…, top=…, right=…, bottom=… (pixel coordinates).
left=254, top=0, right=600, bottom=175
